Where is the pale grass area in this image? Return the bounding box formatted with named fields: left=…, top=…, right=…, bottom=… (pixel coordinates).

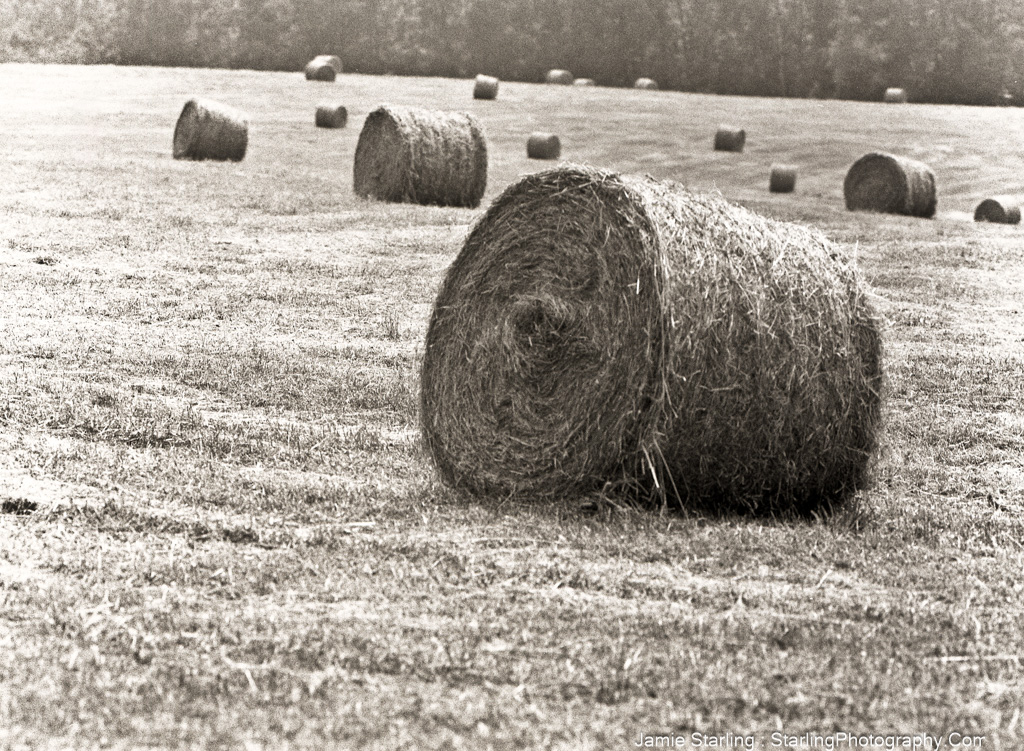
left=0, top=64, right=1022, bottom=749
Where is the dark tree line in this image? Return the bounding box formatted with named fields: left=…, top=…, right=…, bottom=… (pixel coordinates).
left=2, top=0, right=1022, bottom=105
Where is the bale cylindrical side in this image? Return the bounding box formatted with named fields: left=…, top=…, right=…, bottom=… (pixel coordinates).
left=974, top=197, right=1022, bottom=224
left=527, top=132, right=561, bottom=160
left=573, top=78, right=596, bottom=87
left=634, top=77, right=659, bottom=90
left=769, top=164, right=797, bottom=193
left=844, top=152, right=936, bottom=218
left=353, top=104, right=488, bottom=208
left=315, top=104, right=348, bottom=129
left=305, top=60, right=337, bottom=81
left=473, top=74, right=499, bottom=100
left=883, top=87, right=908, bottom=103
left=172, top=98, right=248, bottom=162
left=545, top=69, right=574, bottom=85
left=714, top=126, right=745, bottom=152
left=312, top=55, right=342, bottom=74
left=421, top=165, right=884, bottom=515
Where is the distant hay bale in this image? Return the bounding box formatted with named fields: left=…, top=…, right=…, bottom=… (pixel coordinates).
left=172, top=98, right=248, bottom=162
left=573, top=78, right=595, bottom=87
left=545, top=69, right=574, bottom=85
left=974, top=196, right=1022, bottom=224
left=883, top=87, right=908, bottom=103
left=304, top=59, right=337, bottom=81
left=634, top=77, right=659, bottom=90
left=844, top=152, right=936, bottom=218
left=311, top=54, right=342, bottom=74
left=353, top=104, right=487, bottom=208
left=769, top=164, right=797, bottom=193
left=714, top=125, right=745, bottom=152
left=473, top=74, right=499, bottom=100
left=527, top=132, right=560, bottom=160
left=315, top=104, right=347, bottom=129
left=420, top=164, right=884, bottom=515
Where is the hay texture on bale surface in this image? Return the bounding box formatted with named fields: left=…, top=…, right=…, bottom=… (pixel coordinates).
left=421, top=165, right=884, bottom=515
left=172, top=98, right=248, bottom=162
left=573, top=78, right=595, bottom=86
left=883, top=87, right=908, bottom=103
left=305, top=59, right=337, bottom=81
left=545, top=69, right=573, bottom=85
left=527, top=132, right=560, bottom=160
left=353, top=104, right=487, bottom=208
left=473, top=74, right=499, bottom=100
left=769, top=164, right=797, bottom=193
left=634, top=77, right=659, bottom=90
left=315, top=104, right=347, bottom=129
left=714, top=126, right=745, bottom=152
left=844, top=152, right=936, bottom=218
left=974, top=196, right=1022, bottom=224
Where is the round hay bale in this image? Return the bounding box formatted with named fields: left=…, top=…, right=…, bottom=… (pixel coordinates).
left=545, top=69, right=574, bottom=85
left=634, top=77, right=659, bottom=90
left=353, top=104, right=488, bottom=208
left=172, top=98, right=248, bottom=162
left=573, top=78, right=596, bottom=87
left=305, top=60, right=337, bottom=81
left=315, top=104, right=348, bottom=129
left=843, top=152, right=936, bottom=218
left=527, top=132, right=560, bottom=160
left=473, top=74, right=499, bottom=100
left=974, top=196, right=1022, bottom=224
left=883, top=87, right=908, bottom=103
left=420, top=164, right=884, bottom=514
left=312, top=54, right=343, bottom=74
left=769, top=164, right=797, bottom=193
left=714, top=126, right=745, bottom=152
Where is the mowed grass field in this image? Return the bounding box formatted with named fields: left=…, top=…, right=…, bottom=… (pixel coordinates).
left=1, top=63, right=1023, bottom=749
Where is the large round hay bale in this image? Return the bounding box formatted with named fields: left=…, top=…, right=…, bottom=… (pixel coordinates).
left=305, top=59, right=337, bottom=81
left=315, top=104, right=347, bottom=129
left=634, top=77, right=659, bottom=90
left=883, top=87, right=908, bottom=103
left=843, top=152, right=936, bottom=218
left=353, top=104, right=488, bottom=208
left=421, top=165, right=884, bottom=514
left=545, top=69, right=574, bottom=85
left=974, top=196, right=1022, bottom=224
left=172, top=98, right=248, bottom=162
left=473, top=74, right=499, bottom=100
left=714, top=126, right=745, bottom=152
left=769, top=164, right=797, bottom=193
left=573, top=78, right=596, bottom=87
left=312, top=54, right=342, bottom=74
left=527, top=132, right=560, bottom=160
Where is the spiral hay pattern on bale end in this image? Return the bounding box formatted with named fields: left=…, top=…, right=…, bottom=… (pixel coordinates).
left=473, top=75, right=499, bottom=100
left=844, top=152, right=936, bottom=218
left=353, top=104, right=488, bottom=208
left=883, top=87, right=908, bottom=103
left=769, top=164, right=797, bottom=193
left=545, top=69, right=574, bottom=85
left=527, top=132, right=560, bottom=160
left=421, top=165, right=884, bottom=515
left=172, top=98, right=248, bottom=162
left=974, top=197, right=1022, bottom=225
left=315, top=104, right=347, bottom=129
left=304, top=60, right=337, bottom=81
left=634, top=77, right=659, bottom=90
left=714, top=126, right=745, bottom=152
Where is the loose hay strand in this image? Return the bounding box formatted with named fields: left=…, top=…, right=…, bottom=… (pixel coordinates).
left=421, top=165, right=884, bottom=514
left=844, top=152, right=936, bottom=218
left=172, top=98, right=248, bottom=162
left=353, top=104, right=488, bottom=208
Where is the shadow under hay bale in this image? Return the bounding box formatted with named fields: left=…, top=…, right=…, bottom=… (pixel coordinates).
left=527, top=132, right=560, bottom=160
left=974, top=197, right=1022, bottom=224
left=315, top=104, right=347, bottom=129
left=172, top=98, right=248, bottom=162
left=883, top=87, right=908, bottom=103
left=304, top=60, right=336, bottom=81
left=844, top=152, right=936, bottom=218
left=473, top=74, right=499, bottom=100
left=634, top=77, right=659, bottom=90
left=353, top=104, right=487, bottom=208
left=714, top=126, right=745, bottom=152
left=421, top=164, right=884, bottom=515
left=545, top=69, right=573, bottom=85
left=573, top=78, right=595, bottom=87
left=769, top=164, right=797, bottom=193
